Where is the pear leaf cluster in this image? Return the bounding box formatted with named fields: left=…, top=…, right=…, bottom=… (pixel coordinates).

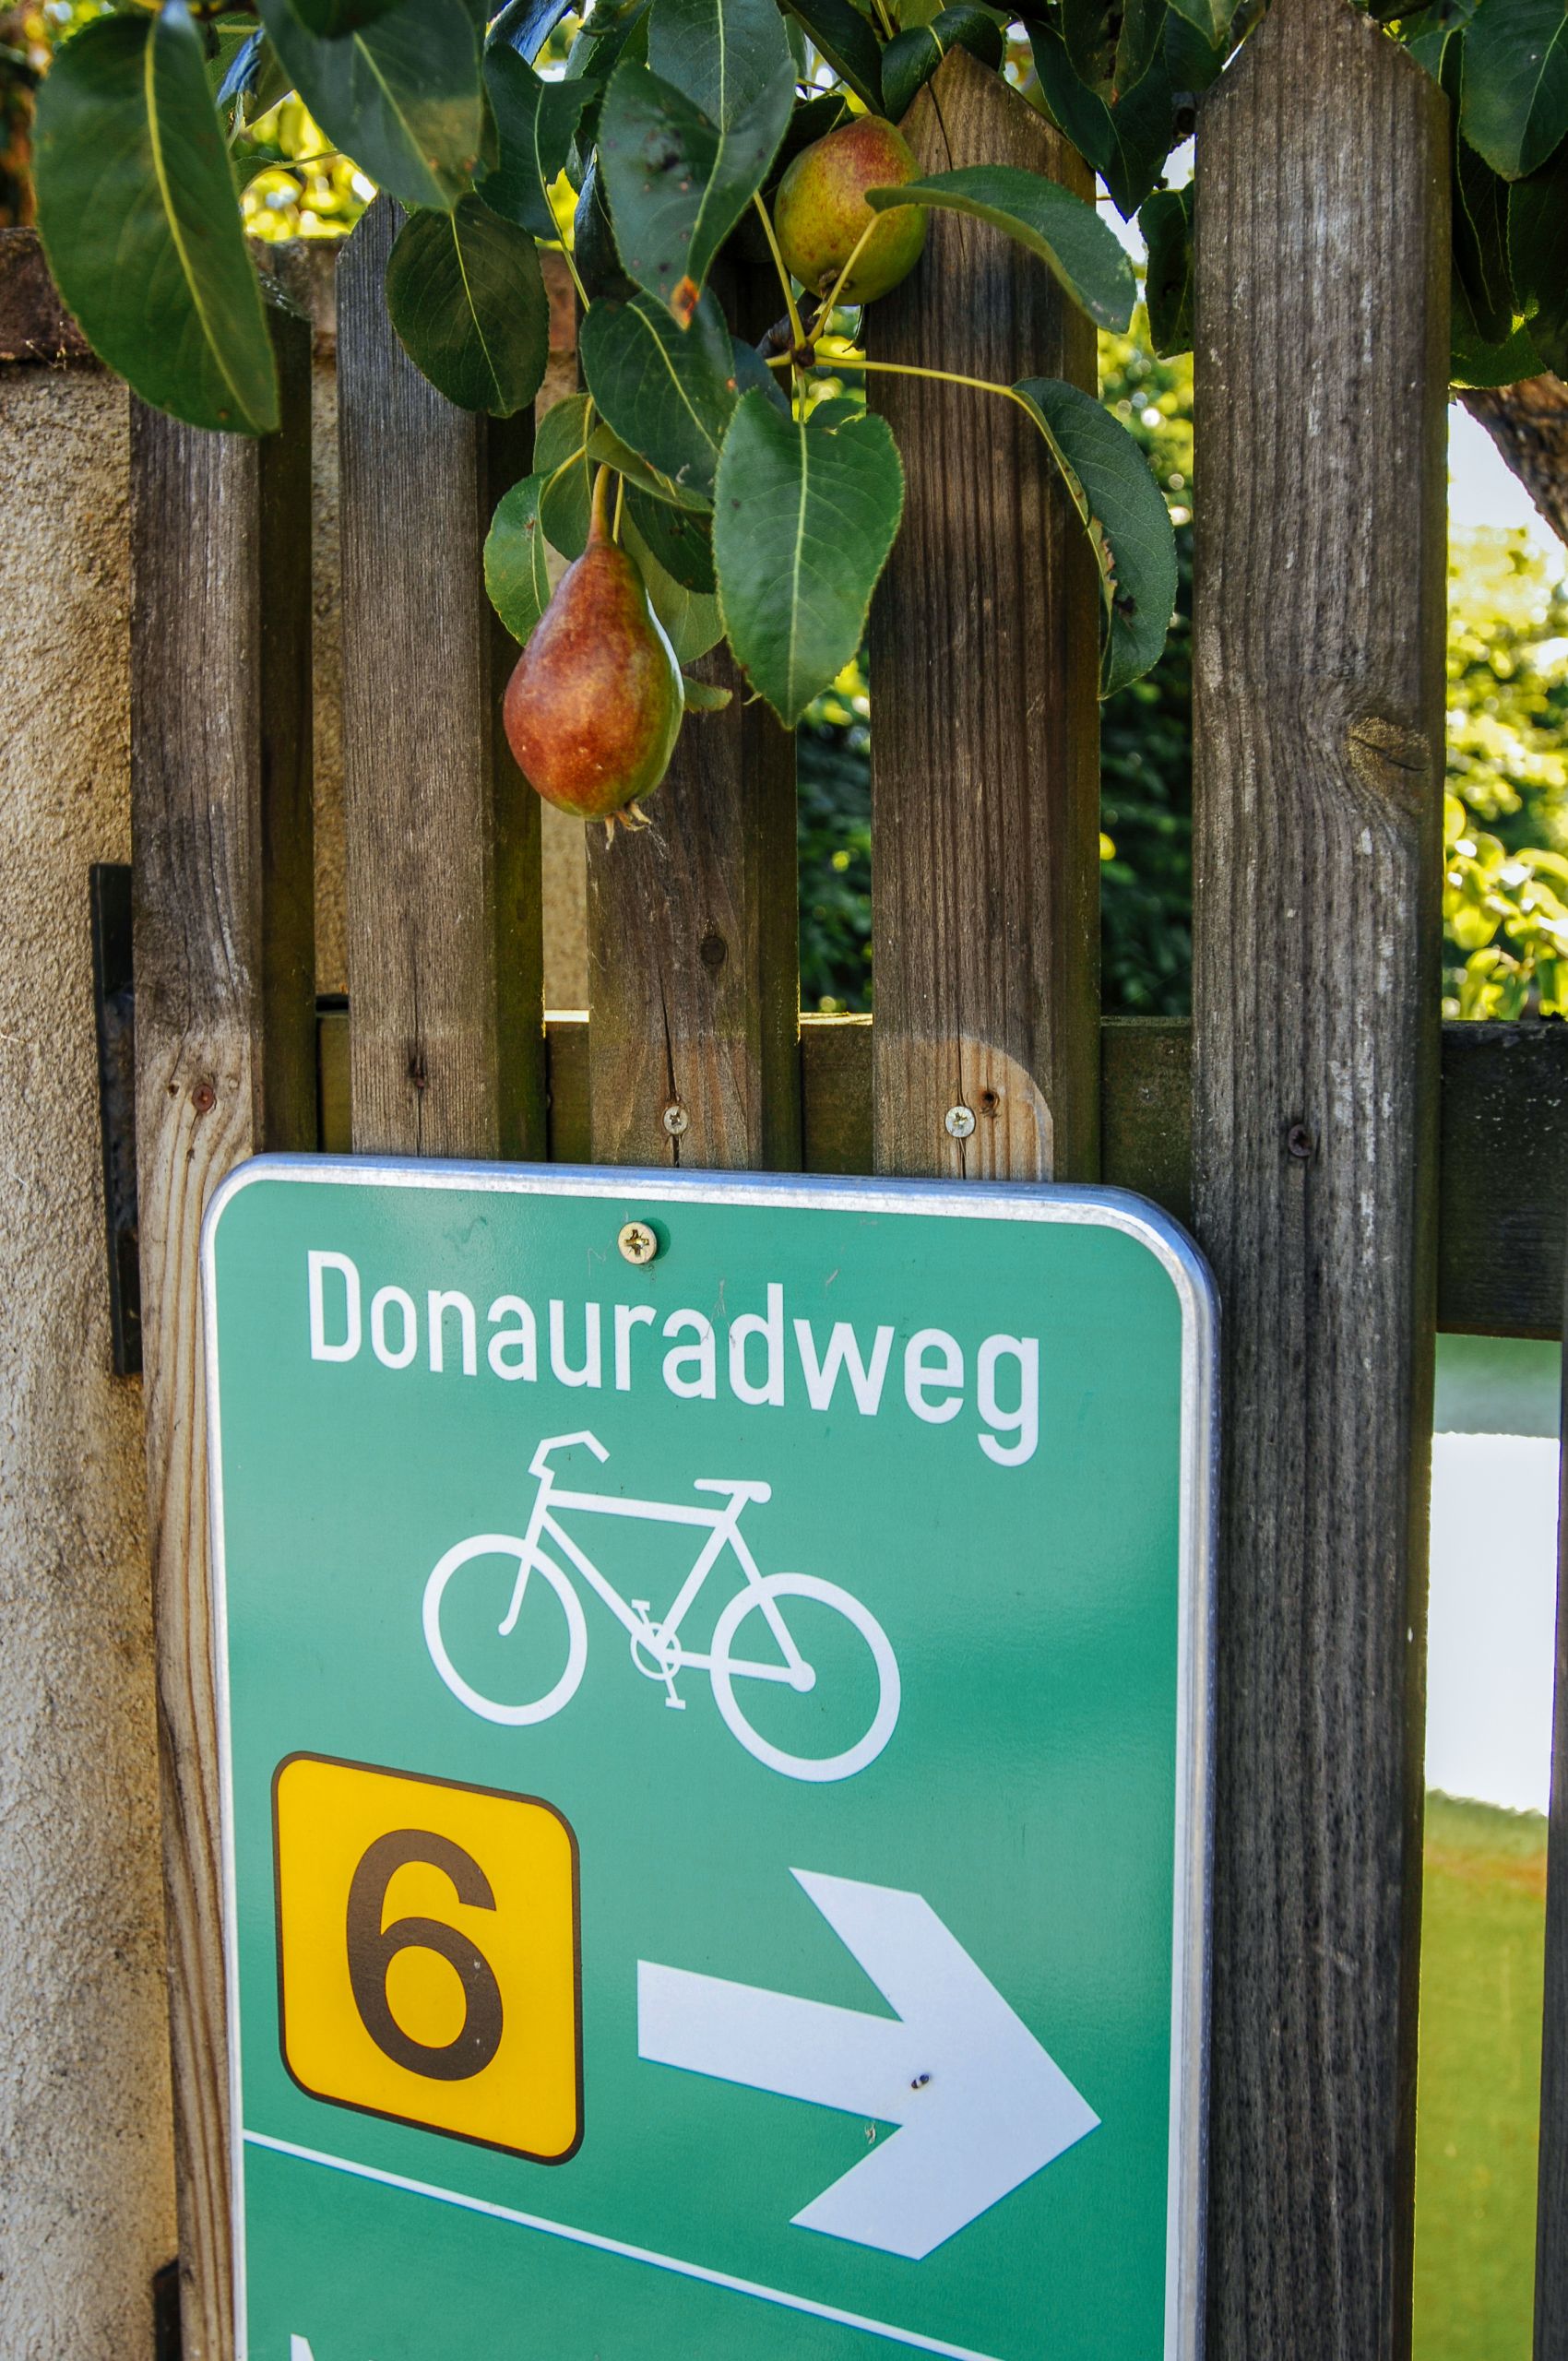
left=30, top=0, right=1568, bottom=824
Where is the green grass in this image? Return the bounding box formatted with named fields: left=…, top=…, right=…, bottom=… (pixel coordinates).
left=1414, top=1791, right=1548, bottom=2359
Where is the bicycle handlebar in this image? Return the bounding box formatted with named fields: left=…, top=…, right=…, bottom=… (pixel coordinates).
left=529, top=1430, right=611, bottom=1479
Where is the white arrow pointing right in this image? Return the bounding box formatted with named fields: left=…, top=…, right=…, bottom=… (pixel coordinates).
left=637, top=1869, right=1099, bottom=2260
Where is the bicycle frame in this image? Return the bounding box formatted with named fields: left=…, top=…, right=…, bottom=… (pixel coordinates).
left=507, top=1440, right=809, bottom=1691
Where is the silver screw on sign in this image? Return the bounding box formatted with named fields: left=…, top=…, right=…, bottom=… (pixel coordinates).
left=944, top=1104, right=976, bottom=1140
left=662, top=1103, right=690, bottom=1138
left=618, top=1222, right=659, bottom=1267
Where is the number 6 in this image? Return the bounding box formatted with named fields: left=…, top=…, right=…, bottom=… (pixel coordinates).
left=345, top=1828, right=505, bottom=2082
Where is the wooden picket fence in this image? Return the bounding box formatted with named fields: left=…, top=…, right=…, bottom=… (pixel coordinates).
left=113, top=0, right=1565, bottom=2356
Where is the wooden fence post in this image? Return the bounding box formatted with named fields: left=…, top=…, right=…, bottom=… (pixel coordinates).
left=868, top=47, right=1100, bottom=1184
left=131, top=304, right=316, bottom=2360
left=339, top=198, right=544, bottom=1160
left=585, top=265, right=799, bottom=1174
left=1192, top=4, right=1448, bottom=2354
left=1538, top=1246, right=1568, bottom=2355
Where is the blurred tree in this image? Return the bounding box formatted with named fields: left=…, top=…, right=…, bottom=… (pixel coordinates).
left=0, top=6, right=38, bottom=226
left=1098, top=320, right=1193, bottom=1018
left=799, top=663, right=872, bottom=1014
left=1443, top=528, right=1568, bottom=1014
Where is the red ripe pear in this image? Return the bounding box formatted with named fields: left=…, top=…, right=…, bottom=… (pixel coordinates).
left=504, top=470, right=683, bottom=833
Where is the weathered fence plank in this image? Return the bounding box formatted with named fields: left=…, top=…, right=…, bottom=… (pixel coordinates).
left=316, top=1004, right=1568, bottom=1335
left=868, top=47, right=1099, bottom=1182
left=1192, top=3, right=1449, bottom=2354
left=339, top=198, right=544, bottom=1160
left=131, top=306, right=315, bottom=2360
left=1538, top=1243, right=1568, bottom=2356
left=585, top=275, right=799, bottom=1173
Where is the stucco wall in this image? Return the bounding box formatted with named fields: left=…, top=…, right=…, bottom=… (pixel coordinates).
left=0, top=362, right=176, bottom=2358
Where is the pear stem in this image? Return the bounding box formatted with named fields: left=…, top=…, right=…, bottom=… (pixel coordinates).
left=612, top=473, right=625, bottom=541
left=560, top=242, right=590, bottom=311
left=589, top=463, right=616, bottom=544
left=752, top=195, right=806, bottom=352
left=818, top=216, right=881, bottom=319
left=783, top=351, right=1038, bottom=424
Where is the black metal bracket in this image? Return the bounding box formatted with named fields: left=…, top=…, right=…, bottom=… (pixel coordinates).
left=152, top=2259, right=182, bottom=2359
left=90, top=862, right=141, bottom=1376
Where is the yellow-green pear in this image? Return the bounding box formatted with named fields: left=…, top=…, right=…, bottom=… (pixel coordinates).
left=773, top=115, right=927, bottom=305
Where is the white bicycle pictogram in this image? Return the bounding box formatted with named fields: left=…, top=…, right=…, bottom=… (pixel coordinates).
left=422, top=1430, right=900, bottom=1784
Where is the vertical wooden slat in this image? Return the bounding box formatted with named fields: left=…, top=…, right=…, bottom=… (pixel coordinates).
left=585, top=270, right=799, bottom=1173
left=1192, top=6, right=1448, bottom=2356
left=131, top=306, right=315, bottom=2361
left=339, top=197, right=544, bottom=1160
left=868, top=47, right=1099, bottom=1184
left=1538, top=1261, right=1568, bottom=2355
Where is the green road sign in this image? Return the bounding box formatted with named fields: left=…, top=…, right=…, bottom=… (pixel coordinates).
left=203, top=1159, right=1216, bottom=2361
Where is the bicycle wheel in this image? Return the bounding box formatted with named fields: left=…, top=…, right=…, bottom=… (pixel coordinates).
left=709, top=1573, right=899, bottom=1783
left=422, top=1534, right=588, bottom=1727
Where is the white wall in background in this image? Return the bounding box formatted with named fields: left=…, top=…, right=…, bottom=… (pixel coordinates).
left=1426, top=1430, right=1559, bottom=1814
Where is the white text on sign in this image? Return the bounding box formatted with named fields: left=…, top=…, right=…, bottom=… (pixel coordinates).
left=308, top=1259, right=1041, bottom=1465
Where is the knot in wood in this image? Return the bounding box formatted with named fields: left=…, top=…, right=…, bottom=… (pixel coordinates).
left=698, top=925, right=727, bottom=975
left=1345, top=712, right=1432, bottom=817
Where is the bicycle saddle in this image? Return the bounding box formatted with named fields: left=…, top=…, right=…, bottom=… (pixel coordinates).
left=692, top=1477, right=772, bottom=1503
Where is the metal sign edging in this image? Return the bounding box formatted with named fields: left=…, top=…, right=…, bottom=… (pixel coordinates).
left=200, top=1154, right=1218, bottom=2361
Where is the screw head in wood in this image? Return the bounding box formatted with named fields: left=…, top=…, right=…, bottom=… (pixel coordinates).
left=618, top=1222, right=659, bottom=1266
left=944, top=1104, right=976, bottom=1140
left=662, top=1103, right=690, bottom=1137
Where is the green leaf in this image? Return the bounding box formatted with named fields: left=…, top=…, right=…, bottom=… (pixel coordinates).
left=713, top=394, right=905, bottom=728
left=1116, top=0, right=1168, bottom=96
left=1164, top=0, right=1229, bottom=53
left=33, top=6, right=279, bottom=435
left=681, top=672, right=733, bottom=709
left=1452, top=38, right=1518, bottom=342
left=647, top=0, right=796, bottom=129
left=385, top=195, right=549, bottom=415
left=1510, top=139, right=1568, bottom=364
left=256, top=0, right=484, bottom=211
left=624, top=515, right=724, bottom=661
left=731, top=334, right=791, bottom=409
left=1450, top=265, right=1545, bottom=385
left=625, top=483, right=716, bottom=587
left=536, top=392, right=597, bottom=556
left=881, top=6, right=1003, bottom=121
left=1398, top=0, right=1477, bottom=83
left=1011, top=377, right=1177, bottom=696
left=1138, top=183, right=1193, bottom=358
left=574, top=154, right=636, bottom=298
left=779, top=0, right=885, bottom=111
left=1028, top=23, right=1173, bottom=218
left=479, top=48, right=596, bottom=235
left=215, top=28, right=292, bottom=131
left=588, top=421, right=711, bottom=507
left=579, top=287, right=738, bottom=502
left=485, top=471, right=553, bottom=641
left=1162, top=5, right=1229, bottom=93
left=598, top=30, right=795, bottom=321
left=866, top=164, right=1134, bottom=332
left=287, top=0, right=402, bottom=37
left=1462, top=0, right=1568, bottom=179
left=487, top=0, right=579, bottom=60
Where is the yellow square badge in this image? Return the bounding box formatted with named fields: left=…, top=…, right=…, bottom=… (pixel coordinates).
left=272, top=1754, right=581, bottom=2162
